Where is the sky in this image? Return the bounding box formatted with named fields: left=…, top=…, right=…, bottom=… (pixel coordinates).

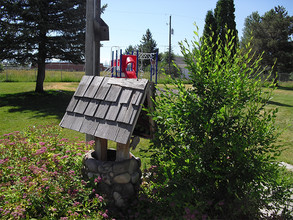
left=99, top=0, right=293, bottom=65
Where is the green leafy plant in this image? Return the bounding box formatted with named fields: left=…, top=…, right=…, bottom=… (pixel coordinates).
left=0, top=125, right=109, bottom=219
left=146, top=26, right=293, bottom=219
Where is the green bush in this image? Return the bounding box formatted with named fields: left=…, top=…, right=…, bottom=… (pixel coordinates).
left=145, top=27, right=293, bottom=219
left=0, top=125, right=108, bottom=219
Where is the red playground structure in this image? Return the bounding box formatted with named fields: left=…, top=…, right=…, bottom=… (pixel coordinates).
left=110, top=47, right=158, bottom=83
left=121, top=55, right=137, bottom=79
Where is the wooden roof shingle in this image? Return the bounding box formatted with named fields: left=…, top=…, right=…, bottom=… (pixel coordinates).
left=59, top=76, right=149, bottom=144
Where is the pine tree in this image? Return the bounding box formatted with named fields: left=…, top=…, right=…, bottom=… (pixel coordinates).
left=240, top=12, right=261, bottom=48
left=202, top=10, right=217, bottom=51
left=0, top=0, right=86, bottom=92
left=241, top=6, right=293, bottom=75
left=138, top=29, right=158, bottom=68
left=202, top=0, right=238, bottom=57
left=214, top=0, right=238, bottom=54
left=139, top=29, right=157, bottom=53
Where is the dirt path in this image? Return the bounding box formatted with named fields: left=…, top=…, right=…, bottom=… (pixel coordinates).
left=44, top=82, right=79, bottom=91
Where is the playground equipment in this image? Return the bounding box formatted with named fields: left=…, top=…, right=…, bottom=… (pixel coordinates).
left=109, top=47, right=159, bottom=84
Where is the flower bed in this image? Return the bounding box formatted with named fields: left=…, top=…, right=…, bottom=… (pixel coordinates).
left=0, top=125, right=109, bottom=219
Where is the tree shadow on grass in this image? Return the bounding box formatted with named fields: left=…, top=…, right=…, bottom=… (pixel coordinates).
left=267, top=100, right=293, bottom=108
left=277, top=86, right=293, bottom=91
left=0, top=90, right=74, bottom=120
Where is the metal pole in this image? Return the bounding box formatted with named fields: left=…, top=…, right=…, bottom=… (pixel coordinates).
left=111, top=50, right=114, bottom=77
left=169, top=15, right=171, bottom=75
left=136, top=50, right=139, bottom=78
left=115, top=50, right=118, bottom=77
left=120, top=49, right=122, bottom=78
left=150, top=61, right=153, bottom=82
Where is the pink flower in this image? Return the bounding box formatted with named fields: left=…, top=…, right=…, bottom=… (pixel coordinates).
left=94, top=176, right=102, bottom=183
left=21, top=157, right=27, bottom=161
left=102, top=212, right=108, bottom=218
left=87, top=140, right=95, bottom=145
left=7, top=166, right=14, bottom=169
left=39, top=142, right=46, bottom=146
left=102, top=210, right=108, bottom=218
left=73, top=201, right=80, bottom=207
left=59, top=138, right=68, bottom=142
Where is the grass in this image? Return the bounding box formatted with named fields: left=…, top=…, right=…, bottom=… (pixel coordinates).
left=0, top=69, right=85, bottom=82
left=0, top=81, right=292, bottom=219
left=0, top=68, right=171, bottom=84
left=0, top=81, right=152, bottom=168
left=268, top=86, right=293, bottom=164
left=0, top=81, right=293, bottom=165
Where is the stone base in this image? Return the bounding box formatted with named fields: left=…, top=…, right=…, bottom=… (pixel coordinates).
left=82, top=149, right=142, bottom=208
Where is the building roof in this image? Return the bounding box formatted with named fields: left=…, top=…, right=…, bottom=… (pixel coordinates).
left=59, top=76, right=149, bottom=144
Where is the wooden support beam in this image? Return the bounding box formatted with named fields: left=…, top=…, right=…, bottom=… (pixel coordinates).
left=116, top=141, right=130, bottom=161
left=94, top=137, right=108, bottom=161
left=147, top=82, right=156, bottom=139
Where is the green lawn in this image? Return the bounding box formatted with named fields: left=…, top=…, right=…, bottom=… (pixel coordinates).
left=0, top=82, right=152, bottom=168
left=0, top=81, right=292, bottom=165
left=268, top=86, right=293, bottom=164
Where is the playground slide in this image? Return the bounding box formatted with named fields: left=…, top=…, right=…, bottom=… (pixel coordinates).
left=122, top=55, right=137, bottom=79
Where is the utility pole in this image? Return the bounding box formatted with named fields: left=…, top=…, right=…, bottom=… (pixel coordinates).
left=168, top=15, right=172, bottom=75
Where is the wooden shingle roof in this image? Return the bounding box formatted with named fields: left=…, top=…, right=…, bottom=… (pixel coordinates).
left=59, top=76, right=149, bottom=144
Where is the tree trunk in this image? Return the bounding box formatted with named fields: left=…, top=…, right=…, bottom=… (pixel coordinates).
left=35, top=34, right=47, bottom=93
left=35, top=58, right=46, bottom=93
left=35, top=1, right=48, bottom=93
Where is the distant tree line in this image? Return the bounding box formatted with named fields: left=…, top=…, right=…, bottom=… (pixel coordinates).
left=202, top=0, right=293, bottom=79
left=241, top=6, right=293, bottom=76
left=1, top=0, right=292, bottom=92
